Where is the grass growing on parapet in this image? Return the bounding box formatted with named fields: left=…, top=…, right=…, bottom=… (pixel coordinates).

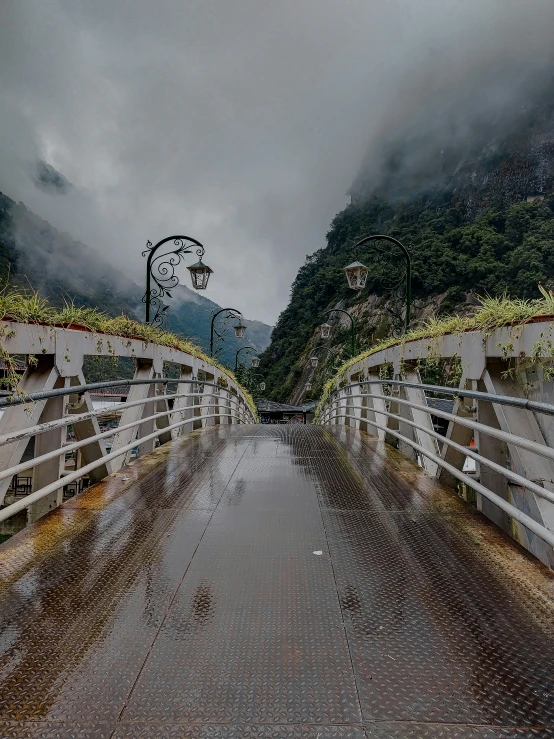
left=316, top=287, right=554, bottom=419
left=0, top=290, right=257, bottom=417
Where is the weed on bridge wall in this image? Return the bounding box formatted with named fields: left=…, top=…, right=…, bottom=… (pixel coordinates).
left=316, top=287, right=554, bottom=418
left=0, top=290, right=257, bottom=417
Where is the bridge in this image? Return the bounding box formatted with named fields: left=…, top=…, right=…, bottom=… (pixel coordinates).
left=0, top=321, right=553, bottom=737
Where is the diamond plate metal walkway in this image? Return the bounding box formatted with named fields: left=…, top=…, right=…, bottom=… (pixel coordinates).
left=0, top=425, right=553, bottom=739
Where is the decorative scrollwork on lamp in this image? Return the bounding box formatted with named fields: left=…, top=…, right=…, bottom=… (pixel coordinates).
left=142, top=235, right=211, bottom=327
left=210, top=307, right=245, bottom=357
left=344, top=234, right=411, bottom=334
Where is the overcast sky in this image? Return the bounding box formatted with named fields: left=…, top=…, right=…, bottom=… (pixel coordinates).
left=1, top=1, right=553, bottom=324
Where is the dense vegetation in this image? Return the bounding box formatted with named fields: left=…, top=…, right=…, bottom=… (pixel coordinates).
left=260, top=192, right=554, bottom=402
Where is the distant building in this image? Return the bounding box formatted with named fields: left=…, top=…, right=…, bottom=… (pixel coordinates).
left=256, top=399, right=317, bottom=424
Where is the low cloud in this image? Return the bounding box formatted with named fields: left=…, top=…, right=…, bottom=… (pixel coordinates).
left=1, top=0, right=553, bottom=323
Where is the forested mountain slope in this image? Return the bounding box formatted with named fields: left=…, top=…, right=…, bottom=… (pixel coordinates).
left=0, top=192, right=271, bottom=366
left=260, top=84, right=554, bottom=402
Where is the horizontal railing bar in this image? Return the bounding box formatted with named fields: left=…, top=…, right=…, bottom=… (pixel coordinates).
left=0, top=389, right=244, bottom=447
left=0, top=410, right=253, bottom=523
left=321, top=404, right=554, bottom=505
left=320, top=392, right=554, bottom=464
left=319, top=410, right=554, bottom=548
left=0, top=398, right=229, bottom=484
left=329, top=379, right=554, bottom=417
left=0, top=378, right=240, bottom=409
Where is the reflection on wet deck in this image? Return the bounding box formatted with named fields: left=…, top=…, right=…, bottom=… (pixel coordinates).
left=0, top=425, right=553, bottom=738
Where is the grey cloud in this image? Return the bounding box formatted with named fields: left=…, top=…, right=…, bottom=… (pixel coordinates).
left=1, top=0, right=553, bottom=324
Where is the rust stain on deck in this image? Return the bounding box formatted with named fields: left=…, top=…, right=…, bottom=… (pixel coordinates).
left=0, top=425, right=552, bottom=738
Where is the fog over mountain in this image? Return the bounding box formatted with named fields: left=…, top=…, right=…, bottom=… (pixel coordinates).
left=1, top=0, right=553, bottom=324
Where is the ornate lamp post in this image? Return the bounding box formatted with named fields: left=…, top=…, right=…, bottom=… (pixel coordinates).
left=210, top=308, right=246, bottom=357
left=345, top=234, right=411, bottom=333
left=234, top=346, right=258, bottom=372
left=249, top=373, right=266, bottom=393
left=143, top=235, right=212, bottom=325
left=320, top=309, right=357, bottom=357
left=319, top=322, right=331, bottom=339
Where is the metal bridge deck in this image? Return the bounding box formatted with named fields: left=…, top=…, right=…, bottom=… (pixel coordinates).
left=0, top=425, right=553, bottom=738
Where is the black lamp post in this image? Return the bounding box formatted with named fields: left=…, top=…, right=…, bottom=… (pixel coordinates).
left=234, top=346, right=259, bottom=372
left=210, top=308, right=246, bottom=358
left=249, top=373, right=266, bottom=393
left=344, top=234, right=411, bottom=333
left=143, top=235, right=212, bottom=325
left=320, top=309, right=357, bottom=357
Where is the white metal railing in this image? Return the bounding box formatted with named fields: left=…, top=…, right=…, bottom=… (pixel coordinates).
left=0, top=378, right=254, bottom=524
left=0, top=321, right=256, bottom=525
left=318, top=377, right=554, bottom=557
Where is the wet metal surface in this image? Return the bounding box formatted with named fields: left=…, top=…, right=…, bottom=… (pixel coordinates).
left=0, top=425, right=553, bottom=738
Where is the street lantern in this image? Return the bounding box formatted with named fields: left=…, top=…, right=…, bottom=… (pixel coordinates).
left=233, top=321, right=247, bottom=339
left=344, top=261, right=369, bottom=291
left=143, top=235, right=210, bottom=324
left=251, top=357, right=260, bottom=368
left=259, top=382, right=266, bottom=392
left=187, top=259, right=213, bottom=290
left=305, top=382, right=312, bottom=391
left=310, top=356, right=319, bottom=368
left=320, top=322, right=331, bottom=339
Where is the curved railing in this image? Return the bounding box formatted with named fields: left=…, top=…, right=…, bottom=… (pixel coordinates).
left=317, top=320, right=554, bottom=568
left=0, top=321, right=256, bottom=526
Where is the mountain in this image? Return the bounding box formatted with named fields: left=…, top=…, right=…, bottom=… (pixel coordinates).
left=0, top=190, right=272, bottom=366
left=259, top=80, right=554, bottom=403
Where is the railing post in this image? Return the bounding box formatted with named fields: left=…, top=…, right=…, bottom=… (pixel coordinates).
left=172, top=364, right=195, bottom=435
left=67, top=374, right=111, bottom=481
left=359, top=379, right=369, bottom=434
left=213, top=381, right=221, bottom=426
left=154, top=383, right=173, bottom=444
left=344, top=382, right=352, bottom=428
left=193, top=376, right=204, bottom=430
left=136, top=381, right=157, bottom=459
left=28, top=376, right=67, bottom=524
left=482, top=366, right=554, bottom=562
left=335, top=382, right=343, bottom=426
left=203, top=373, right=217, bottom=427
left=0, top=356, right=61, bottom=505
left=229, top=390, right=238, bottom=424
left=475, top=377, right=510, bottom=526
left=438, top=373, right=475, bottom=487
left=110, top=359, right=155, bottom=471
left=401, top=365, right=439, bottom=476
left=394, top=368, right=419, bottom=462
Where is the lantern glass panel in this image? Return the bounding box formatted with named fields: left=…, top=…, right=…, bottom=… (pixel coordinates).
left=251, top=357, right=260, bottom=368
left=259, top=382, right=266, bottom=392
